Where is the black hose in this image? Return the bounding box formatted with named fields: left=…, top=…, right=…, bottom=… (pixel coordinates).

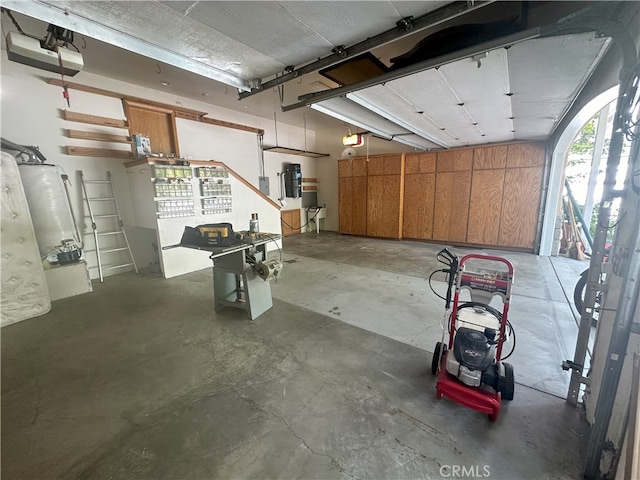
left=428, top=269, right=448, bottom=301
left=456, top=301, right=516, bottom=361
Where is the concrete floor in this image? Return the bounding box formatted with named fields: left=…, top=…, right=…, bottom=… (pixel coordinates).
left=2, top=233, right=591, bottom=479
left=274, top=233, right=591, bottom=399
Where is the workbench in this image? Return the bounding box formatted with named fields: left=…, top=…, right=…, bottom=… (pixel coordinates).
left=179, top=232, right=281, bottom=320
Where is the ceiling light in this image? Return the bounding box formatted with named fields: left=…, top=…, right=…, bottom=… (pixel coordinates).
left=343, top=134, right=364, bottom=147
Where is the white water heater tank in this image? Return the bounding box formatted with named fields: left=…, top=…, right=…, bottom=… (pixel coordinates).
left=18, top=164, right=79, bottom=259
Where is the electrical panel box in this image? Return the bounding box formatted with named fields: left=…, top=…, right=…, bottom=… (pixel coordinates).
left=284, top=163, right=301, bottom=198
left=259, top=176, right=270, bottom=196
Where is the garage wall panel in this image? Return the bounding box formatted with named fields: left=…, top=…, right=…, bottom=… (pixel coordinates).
left=353, top=157, right=367, bottom=176
left=338, top=159, right=352, bottom=178
left=473, top=145, right=508, bottom=170
left=338, top=176, right=352, bottom=233
left=383, top=155, right=403, bottom=175
left=506, top=143, right=545, bottom=168
left=433, top=171, right=471, bottom=242
left=467, top=169, right=505, bottom=245
left=498, top=166, right=543, bottom=248
left=367, top=174, right=402, bottom=238
left=403, top=173, right=435, bottom=239
left=406, top=152, right=436, bottom=174
left=366, top=155, right=386, bottom=176
left=338, top=176, right=367, bottom=235
left=351, top=176, right=368, bottom=235
left=436, top=149, right=473, bottom=172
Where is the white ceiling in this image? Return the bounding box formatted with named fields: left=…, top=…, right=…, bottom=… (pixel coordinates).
left=0, top=1, right=631, bottom=150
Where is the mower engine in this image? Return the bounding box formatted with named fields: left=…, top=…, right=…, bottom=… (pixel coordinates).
left=446, top=304, right=504, bottom=387
left=446, top=327, right=499, bottom=387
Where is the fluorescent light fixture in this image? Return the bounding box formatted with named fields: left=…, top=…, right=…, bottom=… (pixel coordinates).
left=310, top=103, right=394, bottom=140
left=347, top=92, right=450, bottom=148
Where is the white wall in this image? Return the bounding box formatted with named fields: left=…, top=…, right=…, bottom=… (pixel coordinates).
left=1, top=57, right=420, bottom=281
left=126, top=161, right=283, bottom=278
left=0, top=57, right=318, bottom=279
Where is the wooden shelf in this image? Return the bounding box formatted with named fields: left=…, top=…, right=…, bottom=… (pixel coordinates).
left=65, top=145, right=134, bottom=159
left=63, top=110, right=128, bottom=128
left=67, top=129, right=132, bottom=143
left=263, top=146, right=329, bottom=158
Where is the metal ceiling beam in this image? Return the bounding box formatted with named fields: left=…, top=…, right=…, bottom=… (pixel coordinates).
left=238, top=0, right=494, bottom=100
left=2, top=0, right=251, bottom=92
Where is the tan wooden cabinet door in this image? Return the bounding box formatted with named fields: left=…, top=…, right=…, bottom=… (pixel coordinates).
left=125, top=100, right=180, bottom=157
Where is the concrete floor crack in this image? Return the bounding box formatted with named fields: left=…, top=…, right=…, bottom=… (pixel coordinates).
left=28, top=362, right=42, bottom=426
left=394, top=437, right=427, bottom=459
left=228, top=383, right=357, bottom=479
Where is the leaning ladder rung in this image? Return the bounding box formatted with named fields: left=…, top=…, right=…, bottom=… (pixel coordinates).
left=101, top=247, right=129, bottom=254
left=80, top=169, right=138, bottom=282
left=102, top=263, right=134, bottom=271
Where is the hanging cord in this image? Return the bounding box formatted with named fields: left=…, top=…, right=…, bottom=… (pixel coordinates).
left=266, top=234, right=282, bottom=263
left=278, top=171, right=286, bottom=203
left=303, top=113, right=307, bottom=152
left=257, top=133, right=265, bottom=177
left=366, top=132, right=370, bottom=161
left=276, top=72, right=285, bottom=108
left=273, top=112, right=279, bottom=146
left=454, top=302, right=517, bottom=361
left=56, top=47, right=71, bottom=107
left=60, top=173, right=84, bottom=250
left=428, top=269, right=449, bottom=300
left=280, top=208, right=321, bottom=231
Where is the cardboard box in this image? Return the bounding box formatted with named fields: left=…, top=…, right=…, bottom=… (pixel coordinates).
left=133, top=134, right=151, bottom=158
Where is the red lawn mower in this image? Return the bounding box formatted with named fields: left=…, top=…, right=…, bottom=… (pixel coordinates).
left=430, top=249, right=516, bottom=421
